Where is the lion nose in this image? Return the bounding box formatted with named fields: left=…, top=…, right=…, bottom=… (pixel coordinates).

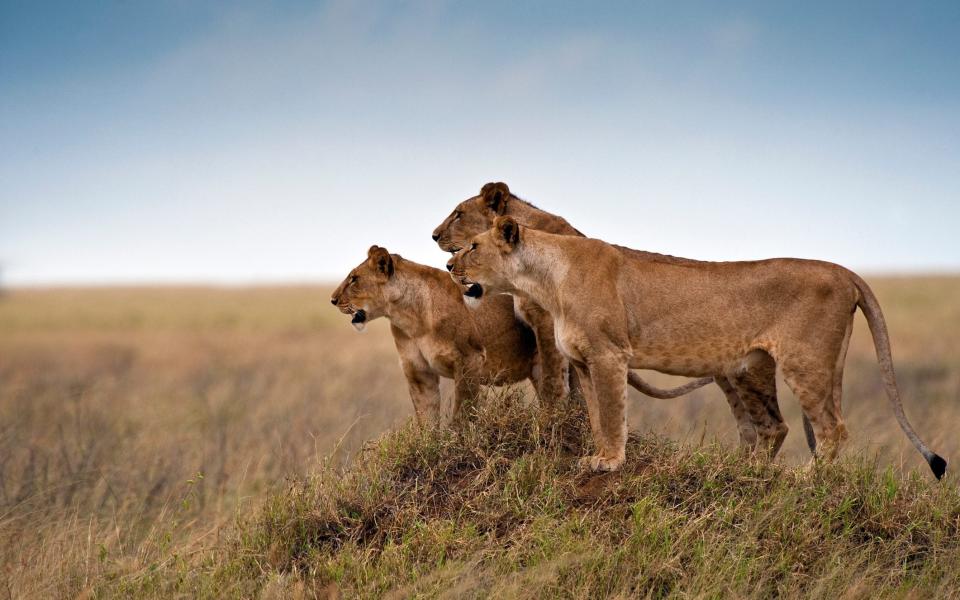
left=432, top=233, right=440, bottom=242
left=330, top=297, right=337, bottom=305
left=446, top=262, right=454, bottom=272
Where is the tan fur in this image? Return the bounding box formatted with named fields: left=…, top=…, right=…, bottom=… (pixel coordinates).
left=331, top=246, right=538, bottom=424
left=450, top=218, right=945, bottom=477
left=433, top=182, right=712, bottom=406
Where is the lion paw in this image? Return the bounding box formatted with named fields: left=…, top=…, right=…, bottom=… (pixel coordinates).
left=578, top=454, right=625, bottom=473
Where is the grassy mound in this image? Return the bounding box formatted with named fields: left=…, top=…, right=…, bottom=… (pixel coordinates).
left=100, top=390, right=960, bottom=598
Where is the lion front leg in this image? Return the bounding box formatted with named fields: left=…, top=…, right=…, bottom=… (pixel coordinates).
left=537, top=340, right=570, bottom=406
left=577, top=355, right=629, bottom=472
left=396, top=341, right=442, bottom=425
left=515, top=298, right=569, bottom=406
left=402, top=367, right=441, bottom=425
left=572, top=363, right=603, bottom=445
left=451, top=352, right=484, bottom=425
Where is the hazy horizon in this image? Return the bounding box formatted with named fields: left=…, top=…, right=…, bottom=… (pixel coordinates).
left=3, top=1, right=959, bottom=285
left=5, top=268, right=960, bottom=290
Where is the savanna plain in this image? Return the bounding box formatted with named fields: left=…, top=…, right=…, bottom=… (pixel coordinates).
left=1, top=279, right=959, bottom=598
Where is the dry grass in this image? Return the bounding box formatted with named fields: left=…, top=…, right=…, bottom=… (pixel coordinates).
left=0, top=279, right=958, bottom=598
left=190, top=391, right=960, bottom=598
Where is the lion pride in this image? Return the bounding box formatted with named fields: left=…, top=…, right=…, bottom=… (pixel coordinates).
left=331, top=246, right=708, bottom=423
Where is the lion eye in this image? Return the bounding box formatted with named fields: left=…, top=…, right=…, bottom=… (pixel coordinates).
left=349, top=276, right=358, bottom=285
left=453, top=211, right=462, bottom=221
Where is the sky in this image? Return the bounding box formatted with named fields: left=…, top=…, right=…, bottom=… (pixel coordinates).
left=1, top=1, right=959, bottom=285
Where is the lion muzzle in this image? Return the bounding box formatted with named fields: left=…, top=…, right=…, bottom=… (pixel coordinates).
left=464, top=283, right=483, bottom=299
left=351, top=309, right=367, bottom=332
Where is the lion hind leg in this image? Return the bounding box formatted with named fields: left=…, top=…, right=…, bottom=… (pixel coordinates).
left=797, top=319, right=854, bottom=458
left=728, top=350, right=788, bottom=459
left=832, top=319, right=854, bottom=430
left=802, top=415, right=817, bottom=456
left=715, top=377, right=759, bottom=451
left=781, top=358, right=847, bottom=460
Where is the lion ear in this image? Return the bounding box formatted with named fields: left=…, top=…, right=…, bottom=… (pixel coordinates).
left=481, top=182, right=510, bottom=215
left=495, top=216, right=520, bottom=247
left=367, top=245, right=394, bottom=276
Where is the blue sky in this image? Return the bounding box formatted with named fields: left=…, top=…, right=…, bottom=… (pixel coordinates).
left=2, top=1, right=958, bottom=285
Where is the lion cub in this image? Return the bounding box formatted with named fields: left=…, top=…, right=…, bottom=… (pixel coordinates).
left=331, top=246, right=539, bottom=424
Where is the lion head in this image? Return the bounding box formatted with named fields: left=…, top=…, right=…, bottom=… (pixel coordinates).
left=330, top=246, right=396, bottom=332
left=447, top=216, right=521, bottom=307
left=432, top=182, right=513, bottom=253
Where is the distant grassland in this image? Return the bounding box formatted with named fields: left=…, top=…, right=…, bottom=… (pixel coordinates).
left=0, top=279, right=958, bottom=597
left=0, top=286, right=343, bottom=332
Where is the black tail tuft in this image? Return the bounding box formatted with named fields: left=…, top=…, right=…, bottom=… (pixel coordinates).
left=929, top=454, right=947, bottom=480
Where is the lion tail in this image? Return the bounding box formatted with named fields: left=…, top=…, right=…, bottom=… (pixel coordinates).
left=850, top=272, right=946, bottom=480
left=627, top=372, right=714, bottom=399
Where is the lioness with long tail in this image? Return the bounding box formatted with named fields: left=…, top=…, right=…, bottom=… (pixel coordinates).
left=449, top=216, right=946, bottom=478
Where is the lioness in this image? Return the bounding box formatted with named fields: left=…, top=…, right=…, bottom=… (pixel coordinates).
left=331, top=246, right=542, bottom=423
left=450, top=217, right=946, bottom=479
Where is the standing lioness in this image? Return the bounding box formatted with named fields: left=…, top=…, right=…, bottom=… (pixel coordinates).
left=450, top=217, right=946, bottom=478
left=331, top=246, right=540, bottom=424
